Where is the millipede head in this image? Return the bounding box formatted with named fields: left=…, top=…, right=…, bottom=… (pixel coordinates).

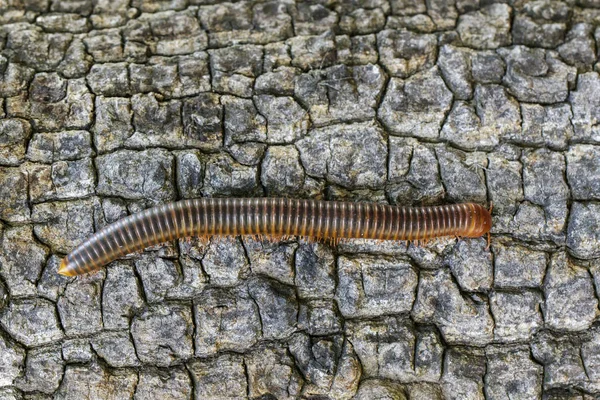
left=465, top=203, right=492, bottom=238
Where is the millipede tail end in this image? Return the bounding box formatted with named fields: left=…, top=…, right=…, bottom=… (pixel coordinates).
left=58, top=257, right=78, bottom=277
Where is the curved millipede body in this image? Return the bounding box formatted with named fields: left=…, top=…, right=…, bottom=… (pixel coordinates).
left=58, top=198, right=492, bottom=276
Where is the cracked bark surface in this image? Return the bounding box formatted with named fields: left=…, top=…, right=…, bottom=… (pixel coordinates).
left=1, top=0, right=600, bottom=399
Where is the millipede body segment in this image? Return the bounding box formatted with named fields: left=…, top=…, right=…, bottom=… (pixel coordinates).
left=58, top=198, right=492, bottom=276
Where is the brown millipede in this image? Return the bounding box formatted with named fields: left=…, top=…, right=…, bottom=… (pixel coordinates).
left=58, top=198, right=492, bottom=276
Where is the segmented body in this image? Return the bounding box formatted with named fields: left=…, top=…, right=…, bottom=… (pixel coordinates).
left=59, top=198, right=492, bottom=276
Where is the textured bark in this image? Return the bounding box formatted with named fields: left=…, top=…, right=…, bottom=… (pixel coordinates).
left=0, top=0, right=599, bottom=398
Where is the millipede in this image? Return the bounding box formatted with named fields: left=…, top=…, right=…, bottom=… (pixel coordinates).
left=58, top=198, right=492, bottom=276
